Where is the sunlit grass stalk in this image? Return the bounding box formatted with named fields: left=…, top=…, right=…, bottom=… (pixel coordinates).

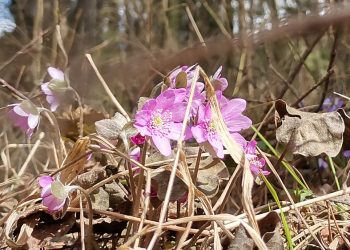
left=251, top=125, right=308, bottom=190
left=327, top=156, right=340, bottom=190
left=260, top=174, right=294, bottom=249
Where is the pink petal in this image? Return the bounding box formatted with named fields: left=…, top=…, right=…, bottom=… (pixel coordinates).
left=230, top=133, right=247, bottom=147
left=13, top=105, right=28, bottom=117
left=48, top=67, right=64, bottom=81
left=41, top=83, right=53, bottom=95
left=28, top=115, right=39, bottom=129
left=167, top=123, right=182, bottom=140
left=221, top=98, right=247, bottom=115
left=39, top=176, right=54, bottom=188
left=191, top=125, right=207, bottom=143
left=50, top=101, right=59, bottom=112
left=41, top=185, right=52, bottom=198
left=43, top=195, right=66, bottom=211
left=226, top=115, right=252, bottom=131
left=152, top=135, right=171, bottom=156
left=208, top=135, right=224, bottom=158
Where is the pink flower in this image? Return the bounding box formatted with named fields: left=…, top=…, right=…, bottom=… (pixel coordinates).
left=39, top=175, right=76, bottom=212
left=168, top=65, right=202, bottom=89
left=191, top=92, right=251, bottom=158
left=130, top=133, right=146, bottom=146
left=134, top=89, right=188, bottom=156
left=41, top=67, right=68, bottom=112
left=211, top=66, right=228, bottom=91
left=244, top=140, right=270, bottom=176
left=8, top=100, right=40, bottom=137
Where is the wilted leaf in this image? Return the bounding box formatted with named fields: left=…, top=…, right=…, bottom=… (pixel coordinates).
left=91, top=187, right=110, bottom=210
left=275, top=99, right=345, bottom=157
left=95, top=112, right=128, bottom=140
left=104, top=181, right=128, bottom=208
left=175, top=71, right=187, bottom=88
left=192, top=157, right=229, bottom=198
left=228, top=224, right=254, bottom=250
left=76, top=168, right=106, bottom=189
left=152, top=169, right=187, bottom=202
left=60, top=137, right=90, bottom=184
left=338, top=109, right=350, bottom=151
left=258, top=212, right=283, bottom=250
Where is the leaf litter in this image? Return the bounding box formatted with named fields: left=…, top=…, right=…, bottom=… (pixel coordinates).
left=1, top=63, right=350, bottom=250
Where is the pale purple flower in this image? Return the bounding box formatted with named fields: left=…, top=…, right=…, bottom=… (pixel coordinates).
left=41, top=67, right=68, bottom=112
left=39, top=175, right=76, bottom=212
left=211, top=66, right=228, bottom=91
left=191, top=92, right=252, bottom=158
left=317, top=158, right=328, bottom=170
left=8, top=100, right=40, bottom=137
left=343, top=150, right=350, bottom=158
left=322, top=97, right=344, bottom=112
left=134, top=89, right=188, bottom=156
left=244, top=140, right=270, bottom=176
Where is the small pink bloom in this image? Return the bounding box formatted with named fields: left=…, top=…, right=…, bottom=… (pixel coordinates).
left=191, top=92, right=251, bottom=158
left=41, top=67, right=68, bottom=112
left=211, top=66, right=228, bottom=91
left=244, top=140, right=270, bottom=176
left=8, top=100, right=40, bottom=137
left=130, top=133, right=146, bottom=146
left=134, top=89, right=188, bottom=156
left=39, top=175, right=76, bottom=212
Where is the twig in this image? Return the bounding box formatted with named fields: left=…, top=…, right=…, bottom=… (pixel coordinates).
left=147, top=66, right=200, bottom=250
left=18, top=132, right=45, bottom=176
left=85, top=54, right=130, bottom=121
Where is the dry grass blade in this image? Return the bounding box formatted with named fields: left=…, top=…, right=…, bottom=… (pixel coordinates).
left=60, top=137, right=90, bottom=184
left=200, top=68, right=262, bottom=238
left=147, top=66, right=200, bottom=250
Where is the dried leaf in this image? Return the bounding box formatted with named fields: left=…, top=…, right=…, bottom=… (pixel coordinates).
left=60, top=137, right=90, bottom=184
left=192, top=157, right=229, bottom=198
left=259, top=212, right=283, bottom=250
left=228, top=224, right=254, bottom=250
left=338, top=109, right=350, bottom=151
left=175, top=71, right=187, bottom=88
left=275, top=99, right=345, bottom=157
left=95, top=112, right=128, bottom=140
left=152, top=169, right=187, bottom=202
left=91, top=187, right=110, bottom=210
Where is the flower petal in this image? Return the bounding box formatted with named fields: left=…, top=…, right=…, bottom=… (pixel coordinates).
left=39, top=176, right=54, bottom=188
left=152, top=135, right=171, bottom=156
left=13, top=105, right=28, bottom=117
left=48, top=67, right=64, bottom=81
left=43, top=195, right=66, bottom=211
left=191, top=125, right=207, bottom=143
left=208, top=135, right=224, bottom=158
left=28, top=114, right=39, bottom=129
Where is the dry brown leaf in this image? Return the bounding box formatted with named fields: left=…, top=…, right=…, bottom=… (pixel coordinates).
left=228, top=224, right=255, bottom=250
left=192, top=157, right=229, bottom=198
left=259, top=211, right=283, bottom=250
left=151, top=169, right=187, bottom=202
left=275, top=99, right=345, bottom=157
left=60, top=137, right=90, bottom=184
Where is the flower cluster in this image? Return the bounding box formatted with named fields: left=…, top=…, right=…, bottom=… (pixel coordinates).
left=39, top=175, right=76, bottom=212
left=133, top=66, right=260, bottom=169
left=244, top=140, right=270, bottom=176
left=8, top=100, right=40, bottom=137
left=41, top=67, right=69, bottom=112
left=8, top=67, right=68, bottom=137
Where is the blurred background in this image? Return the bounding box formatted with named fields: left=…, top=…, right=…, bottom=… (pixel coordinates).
left=0, top=0, right=349, bottom=115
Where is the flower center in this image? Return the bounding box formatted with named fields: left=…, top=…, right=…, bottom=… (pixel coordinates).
left=149, top=109, right=172, bottom=136
left=152, top=114, right=164, bottom=127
